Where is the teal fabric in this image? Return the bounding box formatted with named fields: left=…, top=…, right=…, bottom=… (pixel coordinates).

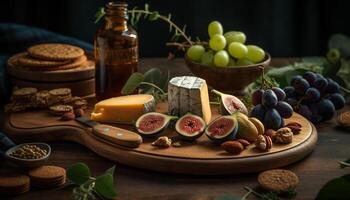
left=0, top=23, right=93, bottom=104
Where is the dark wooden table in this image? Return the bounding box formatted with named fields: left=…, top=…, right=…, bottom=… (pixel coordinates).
left=1, top=58, right=350, bottom=200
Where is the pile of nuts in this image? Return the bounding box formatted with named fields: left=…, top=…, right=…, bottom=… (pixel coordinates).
left=10, top=144, right=47, bottom=159
left=221, top=121, right=302, bottom=154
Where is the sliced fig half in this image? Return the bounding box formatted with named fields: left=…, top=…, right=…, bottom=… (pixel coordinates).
left=212, top=90, right=248, bottom=115
left=205, top=116, right=238, bottom=144
left=135, top=112, right=177, bottom=136
left=175, top=113, right=206, bottom=141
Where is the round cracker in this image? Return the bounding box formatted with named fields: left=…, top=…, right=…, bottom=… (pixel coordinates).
left=18, top=53, right=70, bottom=67
left=25, top=55, right=87, bottom=71
left=258, top=169, right=299, bottom=192
left=12, top=87, right=37, bottom=97
left=49, top=105, right=73, bottom=115
left=28, top=43, right=84, bottom=61
left=49, top=88, right=71, bottom=96
left=0, top=173, right=30, bottom=188
left=28, top=166, right=66, bottom=181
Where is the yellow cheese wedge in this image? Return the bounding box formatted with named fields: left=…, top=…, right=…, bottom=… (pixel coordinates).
left=91, top=94, right=156, bottom=124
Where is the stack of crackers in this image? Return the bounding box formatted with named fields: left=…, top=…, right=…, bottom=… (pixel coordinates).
left=0, top=173, right=30, bottom=195
left=28, top=166, right=66, bottom=189
left=5, top=87, right=87, bottom=113
left=15, top=43, right=87, bottom=71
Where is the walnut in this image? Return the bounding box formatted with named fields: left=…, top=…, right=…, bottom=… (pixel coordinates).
left=275, top=127, right=293, bottom=144
left=255, top=135, right=272, bottom=151
left=151, top=136, right=172, bottom=148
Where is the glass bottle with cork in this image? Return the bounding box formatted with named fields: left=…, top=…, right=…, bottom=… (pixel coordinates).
left=94, top=1, right=138, bottom=101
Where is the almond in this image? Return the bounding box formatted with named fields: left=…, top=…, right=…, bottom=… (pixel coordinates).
left=74, top=108, right=85, bottom=117
left=285, top=122, right=302, bottom=128
left=221, top=141, right=244, bottom=154
left=286, top=125, right=302, bottom=134
left=237, top=139, right=250, bottom=148
left=60, top=112, right=75, bottom=121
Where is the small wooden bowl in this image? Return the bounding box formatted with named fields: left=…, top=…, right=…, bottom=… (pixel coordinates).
left=185, top=53, right=271, bottom=95
left=5, top=142, right=51, bottom=168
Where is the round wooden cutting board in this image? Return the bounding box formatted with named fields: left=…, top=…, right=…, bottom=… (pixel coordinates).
left=3, top=102, right=317, bottom=175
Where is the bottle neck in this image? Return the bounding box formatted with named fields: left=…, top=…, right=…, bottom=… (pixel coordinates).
left=104, top=2, right=128, bottom=31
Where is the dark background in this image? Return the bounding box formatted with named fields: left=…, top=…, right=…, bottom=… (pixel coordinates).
left=1, top=0, right=350, bottom=57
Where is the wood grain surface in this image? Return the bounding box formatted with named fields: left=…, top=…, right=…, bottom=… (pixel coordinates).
left=0, top=58, right=349, bottom=200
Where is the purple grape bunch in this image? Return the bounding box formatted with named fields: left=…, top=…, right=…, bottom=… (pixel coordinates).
left=283, top=72, right=345, bottom=123
left=250, top=87, right=293, bottom=130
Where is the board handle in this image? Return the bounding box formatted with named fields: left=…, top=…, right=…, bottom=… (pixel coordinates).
left=92, top=124, right=142, bottom=148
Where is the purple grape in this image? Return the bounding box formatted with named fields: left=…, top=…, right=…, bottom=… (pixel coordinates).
left=293, top=78, right=310, bottom=95
left=275, top=101, right=293, bottom=118
left=272, top=87, right=286, bottom=101
left=284, top=86, right=296, bottom=98
left=317, top=99, right=335, bottom=121
left=305, top=87, right=320, bottom=102
left=329, top=93, right=345, bottom=110
left=252, top=89, right=264, bottom=106
left=303, top=71, right=318, bottom=85
left=286, top=97, right=298, bottom=107
left=325, top=78, right=340, bottom=93
left=313, top=77, right=328, bottom=91
left=262, top=89, right=278, bottom=108
left=264, top=108, right=282, bottom=130
left=291, top=75, right=302, bottom=85
left=298, top=105, right=312, bottom=120
left=249, top=104, right=266, bottom=122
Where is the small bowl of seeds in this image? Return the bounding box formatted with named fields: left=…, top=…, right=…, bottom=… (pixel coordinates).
left=5, top=143, right=51, bottom=168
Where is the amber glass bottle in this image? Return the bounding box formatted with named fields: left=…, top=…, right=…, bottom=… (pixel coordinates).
left=94, top=1, right=138, bottom=101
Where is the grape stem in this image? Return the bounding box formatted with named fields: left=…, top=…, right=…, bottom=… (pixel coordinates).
left=166, top=41, right=208, bottom=51
left=129, top=10, right=193, bottom=45
left=340, top=86, right=350, bottom=95
left=211, top=89, right=224, bottom=97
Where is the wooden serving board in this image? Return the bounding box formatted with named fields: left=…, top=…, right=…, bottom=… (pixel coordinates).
left=2, top=102, right=317, bottom=175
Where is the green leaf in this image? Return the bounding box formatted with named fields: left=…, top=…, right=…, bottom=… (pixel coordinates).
left=67, top=162, right=91, bottom=185
left=302, top=56, right=327, bottom=66
left=140, top=68, right=162, bottom=94
left=94, top=7, right=105, bottom=24
left=94, top=174, right=117, bottom=199
left=316, top=174, right=350, bottom=200
left=323, top=62, right=341, bottom=78
left=159, top=70, right=171, bottom=91
left=265, top=65, right=309, bottom=88
left=105, top=165, right=116, bottom=176
left=328, top=34, right=350, bottom=58
left=148, top=11, right=159, bottom=21
left=121, top=72, right=144, bottom=95
left=144, top=68, right=162, bottom=85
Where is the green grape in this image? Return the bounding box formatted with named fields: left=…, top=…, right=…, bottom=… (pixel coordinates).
left=209, top=34, right=226, bottom=51
left=246, top=45, right=265, bottom=63
left=326, top=48, right=340, bottom=64
left=228, top=42, right=248, bottom=59
left=200, top=51, right=214, bottom=66
left=208, top=21, right=223, bottom=38
left=236, top=58, right=254, bottom=66
left=228, top=57, right=236, bottom=66
left=224, top=31, right=246, bottom=44
left=213, top=50, right=229, bottom=67
left=186, top=45, right=205, bottom=62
